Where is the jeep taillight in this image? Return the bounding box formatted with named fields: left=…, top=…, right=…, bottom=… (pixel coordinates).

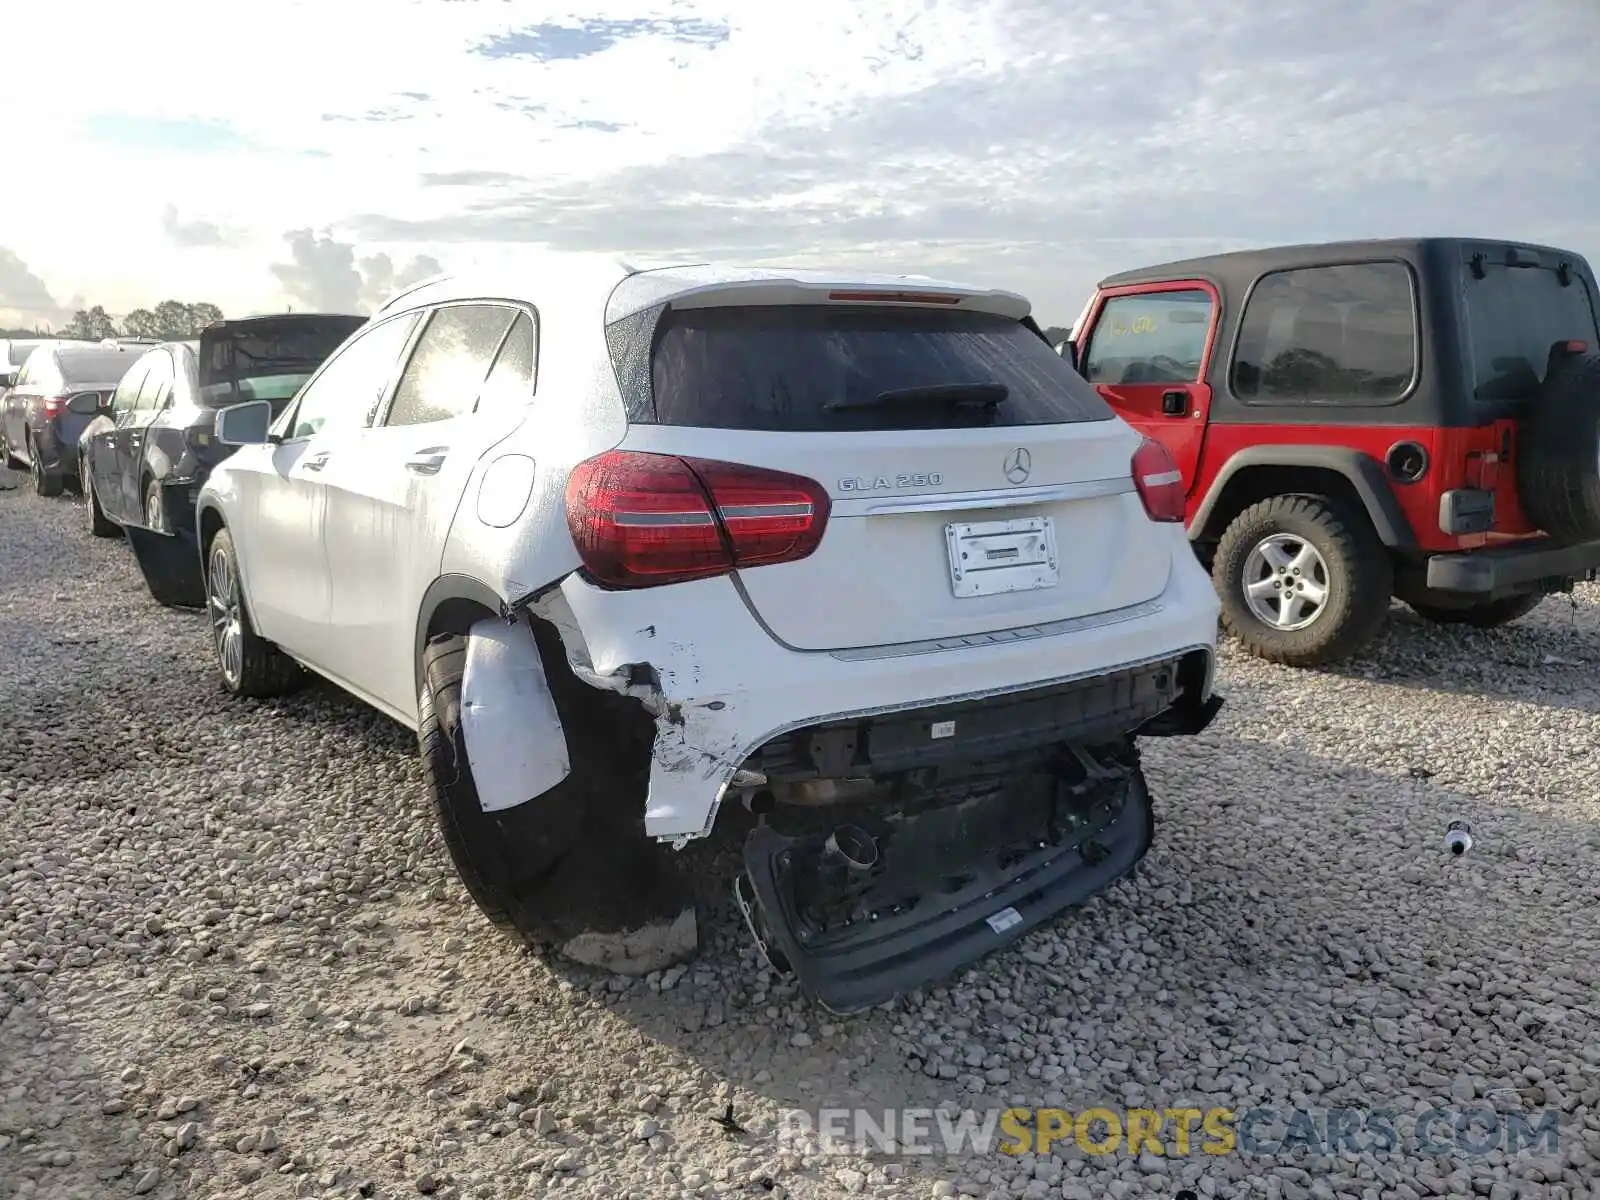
left=1131, top=438, right=1186, bottom=523
left=565, top=450, right=831, bottom=588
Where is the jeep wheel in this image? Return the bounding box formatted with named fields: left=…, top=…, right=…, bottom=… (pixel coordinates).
left=1405, top=591, right=1543, bottom=628
left=420, top=630, right=696, bottom=975
left=1214, top=495, right=1393, bottom=667
left=1518, top=351, right=1600, bottom=542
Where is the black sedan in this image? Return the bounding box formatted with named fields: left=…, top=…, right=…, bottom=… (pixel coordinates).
left=77, top=314, right=365, bottom=592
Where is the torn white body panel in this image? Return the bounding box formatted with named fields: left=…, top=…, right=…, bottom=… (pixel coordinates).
left=548, top=531, right=1220, bottom=843
left=461, top=616, right=571, bottom=813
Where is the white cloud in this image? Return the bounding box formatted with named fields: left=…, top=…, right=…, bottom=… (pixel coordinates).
left=1, top=0, right=1597, bottom=328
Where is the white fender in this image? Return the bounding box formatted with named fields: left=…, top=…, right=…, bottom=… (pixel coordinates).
left=460, top=617, right=571, bottom=812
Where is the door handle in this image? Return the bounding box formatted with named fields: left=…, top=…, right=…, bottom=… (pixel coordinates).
left=303, top=451, right=330, bottom=472
left=405, top=447, right=449, bottom=475
left=1161, top=390, right=1189, bottom=415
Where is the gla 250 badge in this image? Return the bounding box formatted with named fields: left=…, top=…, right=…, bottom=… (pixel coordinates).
left=837, top=472, right=944, bottom=492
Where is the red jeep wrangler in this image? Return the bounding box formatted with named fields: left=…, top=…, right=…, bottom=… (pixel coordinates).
left=1062, top=238, right=1600, bottom=666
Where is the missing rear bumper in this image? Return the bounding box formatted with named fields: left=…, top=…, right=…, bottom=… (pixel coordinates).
left=735, top=740, right=1153, bottom=1014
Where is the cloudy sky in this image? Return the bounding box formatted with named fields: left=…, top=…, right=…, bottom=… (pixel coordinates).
left=2, top=0, right=1596, bottom=331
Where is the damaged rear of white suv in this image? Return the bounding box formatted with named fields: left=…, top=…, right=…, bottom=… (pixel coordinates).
left=196, top=257, right=1222, bottom=1014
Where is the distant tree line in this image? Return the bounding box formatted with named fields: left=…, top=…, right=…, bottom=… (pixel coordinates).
left=1041, top=325, right=1073, bottom=345
left=1, top=300, right=224, bottom=342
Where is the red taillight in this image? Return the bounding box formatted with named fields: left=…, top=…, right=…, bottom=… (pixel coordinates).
left=565, top=450, right=831, bottom=588
left=43, top=395, right=69, bottom=417
left=1131, top=438, right=1186, bottom=523
left=1565, top=340, right=1589, bottom=354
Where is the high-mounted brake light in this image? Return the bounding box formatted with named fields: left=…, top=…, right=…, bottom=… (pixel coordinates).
left=827, top=290, right=963, bottom=305
left=565, top=450, right=831, bottom=588
left=1131, top=438, right=1185, bottom=523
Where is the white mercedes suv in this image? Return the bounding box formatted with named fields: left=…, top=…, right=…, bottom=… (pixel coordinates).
left=193, top=256, right=1222, bottom=1013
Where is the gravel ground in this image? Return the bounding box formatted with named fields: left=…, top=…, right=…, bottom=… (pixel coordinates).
left=2, top=463, right=1598, bottom=1200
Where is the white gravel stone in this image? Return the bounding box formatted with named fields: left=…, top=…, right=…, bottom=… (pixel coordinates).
left=3, top=470, right=1599, bottom=1199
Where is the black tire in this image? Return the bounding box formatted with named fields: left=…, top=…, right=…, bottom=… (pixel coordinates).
left=28, top=437, right=62, bottom=497
left=1406, top=591, right=1543, bottom=628
left=1518, top=351, right=1600, bottom=542
left=419, top=629, right=693, bottom=951
left=82, top=457, right=119, bottom=537
left=1213, top=494, right=1393, bottom=667
left=204, top=527, right=302, bottom=698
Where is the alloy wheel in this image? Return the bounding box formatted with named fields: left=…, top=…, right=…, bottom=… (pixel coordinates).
left=207, top=545, right=244, bottom=685
left=1241, top=532, right=1330, bottom=632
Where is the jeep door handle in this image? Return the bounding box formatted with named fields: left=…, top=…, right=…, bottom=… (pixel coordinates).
left=1161, top=390, right=1188, bottom=415
left=405, top=447, right=448, bottom=475
left=303, top=451, right=330, bottom=472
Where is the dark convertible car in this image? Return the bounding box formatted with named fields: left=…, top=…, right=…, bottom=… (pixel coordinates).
left=78, top=313, right=365, bottom=593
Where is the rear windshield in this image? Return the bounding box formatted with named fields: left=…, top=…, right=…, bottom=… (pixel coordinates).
left=58, top=349, right=139, bottom=386
left=610, top=304, right=1113, bottom=431
left=198, top=319, right=364, bottom=407
left=1463, top=259, right=1600, bottom=402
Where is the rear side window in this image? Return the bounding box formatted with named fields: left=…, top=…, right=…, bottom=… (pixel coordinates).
left=475, top=312, right=538, bottom=415
left=1232, top=263, right=1417, bottom=405
left=386, top=304, right=515, bottom=427
left=612, top=305, right=1112, bottom=431
left=135, top=354, right=173, bottom=410
left=1082, top=289, right=1214, bottom=385
left=1462, top=259, right=1600, bottom=402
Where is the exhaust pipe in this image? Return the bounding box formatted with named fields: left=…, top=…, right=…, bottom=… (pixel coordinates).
left=822, top=825, right=879, bottom=873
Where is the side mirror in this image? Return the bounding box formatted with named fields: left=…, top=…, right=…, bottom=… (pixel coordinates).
left=216, top=399, right=274, bottom=446
left=0, top=372, right=16, bottom=390
left=1058, top=340, right=1079, bottom=372
left=66, top=392, right=103, bottom=416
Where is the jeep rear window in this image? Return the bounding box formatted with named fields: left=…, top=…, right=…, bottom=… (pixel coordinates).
left=1462, top=259, right=1600, bottom=402
left=610, top=304, right=1114, bottom=431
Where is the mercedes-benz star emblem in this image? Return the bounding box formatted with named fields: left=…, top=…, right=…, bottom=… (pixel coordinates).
left=1003, top=447, right=1032, bottom=485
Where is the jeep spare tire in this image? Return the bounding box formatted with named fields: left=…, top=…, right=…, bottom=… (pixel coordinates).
left=1517, top=351, right=1600, bottom=543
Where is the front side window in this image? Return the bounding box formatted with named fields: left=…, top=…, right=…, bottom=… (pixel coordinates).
left=385, top=304, right=516, bottom=427
left=1081, top=289, right=1215, bottom=385
left=287, top=313, right=420, bottom=440
left=1232, top=263, right=1417, bottom=404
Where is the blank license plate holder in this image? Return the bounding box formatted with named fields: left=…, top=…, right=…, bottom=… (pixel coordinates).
left=945, top=516, right=1059, bottom=598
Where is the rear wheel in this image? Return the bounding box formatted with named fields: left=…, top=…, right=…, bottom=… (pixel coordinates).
left=1214, top=494, right=1393, bottom=667
left=143, top=478, right=166, bottom=533
left=82, top=455, right=119, bottom=537
left=28, top=437, right=62, bottom=498
left=1406, top=591, right=1543, bottom=628
left=420, top=629, right=696, bottom=973
left=204, top=527, right=302, bottom=697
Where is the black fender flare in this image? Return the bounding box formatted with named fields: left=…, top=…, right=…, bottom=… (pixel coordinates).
left=413, top=574, right=509, bottom=704
left=1190, top=445, right=1417, bottom=548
